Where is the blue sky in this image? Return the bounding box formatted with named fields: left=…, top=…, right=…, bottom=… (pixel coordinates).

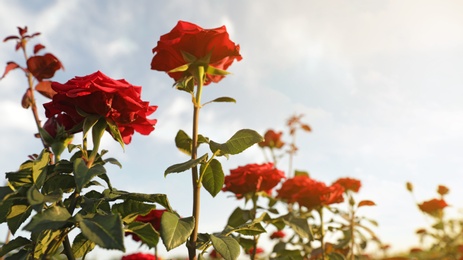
left=1, top=0, right=463, bottom=258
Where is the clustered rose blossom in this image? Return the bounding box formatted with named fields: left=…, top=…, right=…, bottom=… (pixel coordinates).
left=121, top=253, right=158, bottom=260
left=333, top=177, right=361, bottom=193
left=151, top=20, right=242, bottom=85
left=43, top=71, right=157, bottom=144
left=126, top=209, right=167, bottom=242
left=270, top=230, right=286, bottom=239
left=418, top=198, right=448, bottom=217
left=222, top=163, right=285, bottom=198
left=277, top=175, right=344, bottom=210
left=258, top=129, right=285, bottom=149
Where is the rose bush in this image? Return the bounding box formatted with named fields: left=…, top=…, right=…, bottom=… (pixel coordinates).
left=222, top=163, right=285, bottom=198
left=43, top=70, right=157, bottom=144
left=151, top=20, right=242, bottom=85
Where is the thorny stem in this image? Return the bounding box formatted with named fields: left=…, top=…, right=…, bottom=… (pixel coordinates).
left=250, top=194, right=259, bottom=260
left=188, top=66, right=205, bottom=260
left=318, top=208, right=326, bottom=260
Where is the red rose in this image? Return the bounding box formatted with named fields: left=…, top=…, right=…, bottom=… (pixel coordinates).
left=151, top=21, right=242, bottom=85
left=418, top=198, right=448, bottom=217
left=43, top=71, right=157, bottom=144
left=209, top=249, right=221, bottom=259
left=126, top=209, right=167, bottom=242
left=42, top=113, right=75, bottom=139
left=332, top=177, right=361, bottom=193
left=276, top=175, right=316, bottom=203
left=258, top=129, right=285, bottom=149
left=270, top=230, right=286, bottom=239
left=121, top=253, right=158, bottom=260
left=223, top=163, right=285, bottom=198
left=245, top=247, right=264, bottom=255
left=278, top=176, right=344, bottom=209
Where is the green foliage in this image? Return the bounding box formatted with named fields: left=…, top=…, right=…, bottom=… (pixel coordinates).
left=76, top=213, right=125, bottom=251
left=160, top=211, right=195, bottom=251
left=209, top=129, right=263, bottom=157
left=164, top=153, right=208, bottom=176
left=201, top=159, right=224, bottom=197
left=211, top=234, right=240, bottom=260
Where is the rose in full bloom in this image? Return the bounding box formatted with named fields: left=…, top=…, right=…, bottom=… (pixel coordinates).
left=121, top=253, right=158, bottom=260
left=43, top=71, right=157, bottom=144
left=126, top=209, right=167, bottom=242
left=276, top=175, right=316, bottom=203
left=222, top=163, right=285, bottom=198
left=418, top=198, right=448, bottom=217
left=333, top=177, right=361, bottom=193
left=151, top=20, right=242, bottom=85
left=258, top=129, right=285, bottom=149
left=278, top=176, right=344, bottom=209
left=270, top=230, right=286, bottom=239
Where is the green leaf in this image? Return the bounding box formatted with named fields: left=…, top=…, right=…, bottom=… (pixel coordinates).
left=203, top=97, right=236, bottom=107
left=42, top=174, right=75, bottom=194
left=112, top=200, right=156, bottom=223
left=283, top=214, right=311, bottom=240
left=23, top=206, right=71, bottom=234
left=104, top=157, right=122, bottom=168
left=0, top=186, right=13, bottom=200
left=7, top=205, right=32, bottom=235
left=82, top=115, right=101, bottom=139
left=210, top=234, right=240, bottom=260
left=164, top=153, right=208, bottom=177
left=91, top=117, right=108, bottom=152
left=205, top=65, right=231, bottom=76
left=5, top=249, right=29, bottom=260
left=227, top=207, right=251, bottom=228
left=127, top=221, right=159, bottom=248
left=74, top=158, right=107, bottom=192
left=209, top=129, right=263, bottom=156
left=232, top=222, right=266, bottom=236
left=160, top=211, right=195, bottom=251
left=294, top=170, right=309, bottom=177
left=77, top=213, right=125, bottom=251
left=106, top=119, right=125, bottom=149
left=0, top=236, right=30, bottom=257
left=32, top=229, right=62, bottom=259
left=26, top=185, right=44, bottom=206
left=32, top=149, right=50, bottom=187
left=201, top=159, right=224, bottom=197
left=175, top=130, right=192, bottom=155
left=104, top=189, right=173, bottom=212
left=72, top=233, right=95, bottom=259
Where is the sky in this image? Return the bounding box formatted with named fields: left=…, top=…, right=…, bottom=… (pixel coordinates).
left=1, top=0, right=463, bottom=258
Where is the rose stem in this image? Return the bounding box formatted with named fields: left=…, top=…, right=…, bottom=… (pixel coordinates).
left=188, top=66, right=205, bottom=260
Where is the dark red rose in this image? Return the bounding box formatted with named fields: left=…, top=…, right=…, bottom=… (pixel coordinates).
left=43, top=71, right=157, bottom=144
left=418, top=198, right=448, bottom=217
left=276, top=175, right=316, bottom=203
left=270, top=230, right=286, bottom=239
left=42, top=113, right=75, bottom=138
left=222, top=163, right=285, bottom=198
left=258, top=129, right=285, bottom=149
left=151, top=20, right=242, bottom=85
left=333, top=177, right=361, bottom=193
left=126, top=209, right=167, bottom=242
left=121, top=253, right=158, bottom=260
